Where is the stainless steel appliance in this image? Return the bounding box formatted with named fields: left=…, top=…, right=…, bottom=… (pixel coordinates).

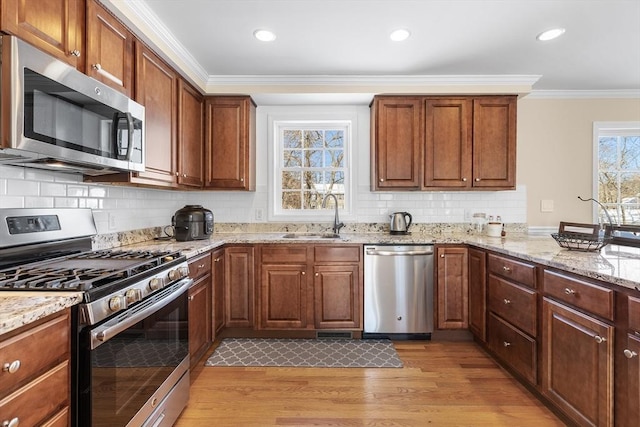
left=363, top=244, right=434, bottom=339
left=172, top=205, right=214, bottom=241
left=0, top=208, right=191, bottom=427
left=389, top=212, right=412, bottom=234
left=0, top=35, right=145, bottom=175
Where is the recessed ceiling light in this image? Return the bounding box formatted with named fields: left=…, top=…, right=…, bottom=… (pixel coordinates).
left=390, top=29, right=411, bottom=42
left=254, top=29, right=276, bottom=42
left=536, top=28, right=566, bottom=41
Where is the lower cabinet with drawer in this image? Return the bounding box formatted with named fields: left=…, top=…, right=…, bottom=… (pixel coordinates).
left=257, top=244, right=362, bottom=331
left=486, top=252, right=538, bottom=385
left=542, top=270, right=614, bottom=427
left=617, top=295, right=640, bottom=427
left=188, top=252, right=212, bottom=368
left=0, top=310, right=71, bottom=427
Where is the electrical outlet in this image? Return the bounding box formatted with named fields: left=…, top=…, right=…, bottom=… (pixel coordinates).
left=108, top=213, right=116, bottom=230
left=255, top=208, right=264, bottom=221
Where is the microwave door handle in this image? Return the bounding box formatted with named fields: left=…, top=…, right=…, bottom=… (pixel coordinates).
left=112, top=112, right=134, bottom=161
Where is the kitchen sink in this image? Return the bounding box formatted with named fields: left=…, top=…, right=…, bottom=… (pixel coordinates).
left=281, top=233, right=341, bottom=239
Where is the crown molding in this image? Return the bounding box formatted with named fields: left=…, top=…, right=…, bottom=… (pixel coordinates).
left=529, top=89, right=640, bottom=99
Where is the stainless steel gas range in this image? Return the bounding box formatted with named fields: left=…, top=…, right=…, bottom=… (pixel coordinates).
left=0, top=208, right=191, bottom=427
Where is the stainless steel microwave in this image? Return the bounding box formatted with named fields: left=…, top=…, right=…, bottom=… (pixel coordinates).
left=0, top=35, right=145, bottom=175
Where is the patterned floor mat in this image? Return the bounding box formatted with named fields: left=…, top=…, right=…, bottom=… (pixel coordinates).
left=204, top=338, right=403, bottom=368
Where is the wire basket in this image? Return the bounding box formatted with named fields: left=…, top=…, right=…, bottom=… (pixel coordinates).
left=551, top=222, right=611, bottom=252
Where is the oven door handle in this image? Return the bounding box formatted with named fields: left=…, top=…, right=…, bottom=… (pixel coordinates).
left=90, top=278, right=192, bottom=349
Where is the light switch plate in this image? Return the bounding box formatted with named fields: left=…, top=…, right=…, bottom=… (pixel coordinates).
left=541, top=199, right=554, bottom=213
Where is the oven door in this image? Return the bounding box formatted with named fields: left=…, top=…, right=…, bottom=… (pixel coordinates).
left=78, top=278, right=191, bottom=427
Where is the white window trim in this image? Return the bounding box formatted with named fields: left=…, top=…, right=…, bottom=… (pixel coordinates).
left=592, top=121, right=640, bottom=223
left=266, top=106, right=357, bottom=222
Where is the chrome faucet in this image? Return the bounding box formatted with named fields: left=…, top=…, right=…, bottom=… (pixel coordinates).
left=322, top=194, right=345, bottom=234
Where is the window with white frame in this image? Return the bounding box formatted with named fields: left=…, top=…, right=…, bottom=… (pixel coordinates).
left=594, top=122, right=640, bottom=225
left=270, top=117, right=353, bottom=220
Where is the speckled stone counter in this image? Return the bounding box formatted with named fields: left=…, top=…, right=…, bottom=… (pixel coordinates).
left=0, top=292, right=83, bottom=335
left=120, top=231, right=640, bottom=292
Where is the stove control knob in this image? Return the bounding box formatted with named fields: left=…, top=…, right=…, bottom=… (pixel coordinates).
left=125, top=288, right=142, bottom=304
left=149, top=277, right=163, bottom=291
left=168, top=267, right=187, bottom=281
left=108, top=295, right=126, bottom=312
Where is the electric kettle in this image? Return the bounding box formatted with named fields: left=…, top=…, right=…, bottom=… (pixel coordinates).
left=389, top=212, right=412, bottom=234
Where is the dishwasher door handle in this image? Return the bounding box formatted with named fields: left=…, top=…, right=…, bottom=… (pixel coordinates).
left=366, top=248, right=433, bottom=256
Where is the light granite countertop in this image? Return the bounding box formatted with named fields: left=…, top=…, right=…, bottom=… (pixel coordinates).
left=2, top=230, right=638, bottom=336
left=0, top=291, right=83, bottom=336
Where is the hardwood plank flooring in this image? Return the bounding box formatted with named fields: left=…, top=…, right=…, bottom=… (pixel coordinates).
left=176, top=340, right=566, bottom=426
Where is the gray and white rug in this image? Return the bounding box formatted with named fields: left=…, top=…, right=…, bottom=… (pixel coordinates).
left=205, top=338, right=403, bottom=368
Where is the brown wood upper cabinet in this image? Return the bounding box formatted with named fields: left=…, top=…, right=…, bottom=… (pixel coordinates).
left=371, top=95, right=517, bottom=191
left=370, top=96, right=423, bottom=190
left=204, top=96, right=256, bottom=191
left=177, top=79, right=205, bottom=188
left=85, top=0, right=134, bottom=96
left=1, top=0, right=83, bottom=68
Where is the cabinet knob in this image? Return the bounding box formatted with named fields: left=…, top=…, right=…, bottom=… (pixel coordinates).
left=240, top=178, right=244, bottom=182
left=2, top=417, right=19, bottom=427
left=440, top=254, right=445, bottom=258
left=315, top=273, right=319, bottom=277
left=2, top=360, right=20, bottom=374
left=503, top=298, right=511, bottom=305
left=503, top=341, right=511, bottom=347
left=379, top=178, right=384, bottom=182
left=594, top=335, right=607, bottom=344
left=564, top=288, right=576, bottom=296
left=475, top=178, right=481, bottom=182
left=214, top=257, right=221, bottom=262
left=624, top=349, right=638, bottom=359
left=70, top=49, right=81, bottom=57
left=462, top=177, right=467, bottom=182
left=92, top=63, right=102, bottom=71
left=301, top=271, right=305, bottom=275
left=502, top=266, right=511, bottom=272
left=183, top=173, right=187, bottom=177
left=188, top=295, right=194, bottom=301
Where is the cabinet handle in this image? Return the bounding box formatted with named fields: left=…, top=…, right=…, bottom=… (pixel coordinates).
left=301, top=271, right=305, bottom=275
left=503, top=298, right=511, bottom=305
left=214, top=257, right=221, bottom=262
left=462, top=177, right=467, bottom=182
left=188, top=295, right=194, bottom=301
left=624, top=349, right=638, bottom=359
left=198, top=263, right=205, bottom=269
left=92, top=63, right=102, bottom=71
left=240, top=178, right=244, bottom=182
left=2, top=417, right=19, bottom=427
left=594, top=335, right=607, bottom=344
left=475, top=178, right=481, bottom=182
left=315, top=273, right=319, bottom=277
left=502, top=266, right=511, bottom=272
left=379, top=178, right=384, bottom=182
left=440, top=254, right=445, bottom=258
left=2, top=360, right=20, bottom=374
left=503, top=341, right=511, bottom=347
left=70, top=49, right=81, bottom=57
left=564, top=288, right=576, bottom=296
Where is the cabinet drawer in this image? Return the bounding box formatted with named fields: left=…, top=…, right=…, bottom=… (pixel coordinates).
left=488, top=275, right=537, bottom=337
left=0, top=312, right=69, bottom=396
left=543, top=270, right=614, bottom=321
left=0, top=361, right=69, bottom=427
left=41, top=406, right=70, bottom=427
left=487, top=253, right=536, bottom=288
left=629, top=296, right=640, bottom=332
left=314, top=245, right=361, bottom=263
left=488, top=313, right=537, bottom=384
left=188, top=252, right=212, bottom=279
left=261, top=245, right=308, bottom=264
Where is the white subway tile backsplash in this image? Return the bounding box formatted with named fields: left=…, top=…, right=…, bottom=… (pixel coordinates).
left=54, top=197, right=79, bottom=208
left=7, top=179, right=39, bottom=196
left=40, top=182, right=66, bottom=197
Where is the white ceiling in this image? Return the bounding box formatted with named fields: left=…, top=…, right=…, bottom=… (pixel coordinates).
left=106, top=0, right=640, bottom=103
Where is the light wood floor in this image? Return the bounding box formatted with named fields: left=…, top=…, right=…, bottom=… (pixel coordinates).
left=175, top=340, right=566, bottom=427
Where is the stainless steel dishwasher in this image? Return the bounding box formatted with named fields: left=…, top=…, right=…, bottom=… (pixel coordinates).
left=363, top=245, right=434, bottom=339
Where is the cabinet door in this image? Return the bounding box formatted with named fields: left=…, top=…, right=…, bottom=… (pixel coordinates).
left=621, top=334, right=640, bottom=427
left=436, top=246, right=469, bottom=329
left=224, top=246, right=254, bottom=328
left=212, top=248, right=225, bottom=338
left=134, top=43, right=178, bottom=187
left=1, top=0, right=82, bottom=67
left=188, top=276, right=211, bottom=368
left=177, top=80, right=204, bottom=188
left=468, top=248, right=486, bottom=341
left=260, top=264, right=308, bottom=329
left=371, top=97, right=422, bottom=190
left=85, top=0, right=134, bottom=96
left=472, top=96, right=516, bottom=188
left=204, top=96, right=256, bottom=190
left=424, top=98, right=472, bottom=188
left=542, top=298, right=613, bottom=427
left=314, top=265, right=360, bottom=329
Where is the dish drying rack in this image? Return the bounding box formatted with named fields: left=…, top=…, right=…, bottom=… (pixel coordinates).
left=551, top=222, right=611, bottom=251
